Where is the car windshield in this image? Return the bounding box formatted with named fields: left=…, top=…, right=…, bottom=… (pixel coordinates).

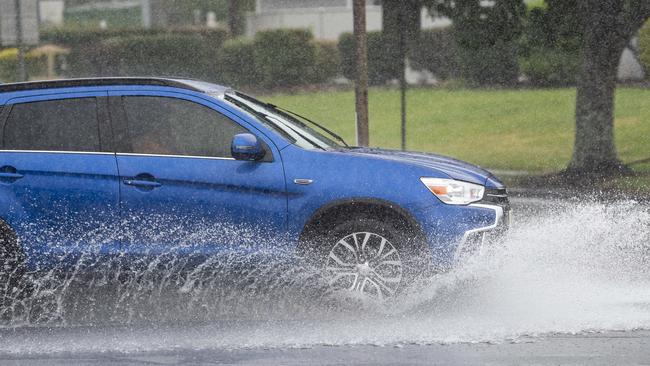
left=223, top=92, right=343, bottom=151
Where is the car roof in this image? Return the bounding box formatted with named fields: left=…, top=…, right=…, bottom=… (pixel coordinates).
left=0, top=77, right=231, bottom=95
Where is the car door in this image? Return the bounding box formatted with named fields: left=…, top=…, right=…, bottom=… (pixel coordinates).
left=0, top=93, right=121, bottom=271
left=108, top=92, right=288, bottom=258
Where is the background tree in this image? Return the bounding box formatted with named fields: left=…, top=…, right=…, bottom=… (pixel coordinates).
left=518, top=0, right=584, bottom=86
left=381, top=0, right=422, bottom=79
left=427, top=0, right=526, bottom=86
left=228, top=0, right=245, bottom=36
left=567, top=0, right=650, bottom=177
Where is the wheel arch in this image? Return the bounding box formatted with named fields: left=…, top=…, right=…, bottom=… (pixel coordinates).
left=298, top=198, right=426, bottom=246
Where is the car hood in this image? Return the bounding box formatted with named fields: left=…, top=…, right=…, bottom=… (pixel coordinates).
left=345, top=147, right=503, bottom=187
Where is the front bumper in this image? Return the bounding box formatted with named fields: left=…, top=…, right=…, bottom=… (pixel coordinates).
left=411, top=187, right=511, bottom=268
left=455, top=188, right=511, bottom=260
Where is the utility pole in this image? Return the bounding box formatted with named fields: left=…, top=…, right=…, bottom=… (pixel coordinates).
left=14, top=0, right=26, bottom=82
left=399, top=9, right=407, bottom=151
left=353, top=0, right=369, bottom=147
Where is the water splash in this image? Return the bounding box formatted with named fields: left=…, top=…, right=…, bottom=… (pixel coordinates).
left=0, top=200, right=649, bottom=354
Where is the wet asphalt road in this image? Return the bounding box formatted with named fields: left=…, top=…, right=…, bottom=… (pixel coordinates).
left=0, top=194, right=649, bottom=365
left=2, top=330, right=649, bottom=365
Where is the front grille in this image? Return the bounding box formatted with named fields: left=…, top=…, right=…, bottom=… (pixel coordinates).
left=480, top=187, right=511, bottom=230
left=482, top=187, right=509, bottom=205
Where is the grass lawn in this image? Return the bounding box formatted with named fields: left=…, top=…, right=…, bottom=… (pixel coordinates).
left=264, top=87, right=650, bottom=178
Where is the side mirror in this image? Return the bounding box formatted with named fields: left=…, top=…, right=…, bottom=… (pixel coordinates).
left=231, top=133, right=266, bottom=161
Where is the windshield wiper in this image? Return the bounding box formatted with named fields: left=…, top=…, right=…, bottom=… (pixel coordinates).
left=265, top=103, right=350, bottom=148
left=225, top=95, right=327, bottom=151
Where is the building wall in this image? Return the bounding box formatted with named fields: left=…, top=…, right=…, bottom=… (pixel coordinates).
left=246, top=4, right=450, bottom=40
left=40, top=0, right=66, bottom=26
left=247, top=5, right=382, bottom=40
left=257, top=0, right=349, bottom=12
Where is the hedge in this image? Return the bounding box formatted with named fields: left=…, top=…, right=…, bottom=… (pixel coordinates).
left=339, top=31, right=399, bottom=85
left=0, top=48, right=48, bottom=82
left=339, top=28, right=461, bottom=85
left=410, top=28, right=461, bottom=81
left=219, top=30, right=340, bottom=88
left=99, top=34, right=221, bottom=80
left=219, top=37, right=258, bottom=87
left=40, top=27, right=339, bottom=89
left=311, top=41, right=340, bottom=84
left=520, top=49, right=580, bottom=86
left=253, top=29, right=317, bottom=88
left=456, top=39, right=520, bottom=87
left=41, top=28, right=229, bottom=78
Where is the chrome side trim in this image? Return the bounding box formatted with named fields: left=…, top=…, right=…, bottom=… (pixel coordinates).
left=0, top=150, right=114, bottom=155
left=0, top=150, right=239, bottom=161
left=116, top=153, right=235, bottom=161
left=454, top=203, right=504, bottom=262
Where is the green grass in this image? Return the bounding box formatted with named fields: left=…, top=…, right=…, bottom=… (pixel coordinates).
left=525, top=0, right=547, bottom=9
left=264, top=87, right=650, bottom=177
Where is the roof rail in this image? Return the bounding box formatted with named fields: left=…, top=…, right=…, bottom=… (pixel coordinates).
left=0, top=77, right=204, bottom=93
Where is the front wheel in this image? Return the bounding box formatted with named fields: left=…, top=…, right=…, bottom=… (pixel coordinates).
left=305, top=217, right=429, bottom=300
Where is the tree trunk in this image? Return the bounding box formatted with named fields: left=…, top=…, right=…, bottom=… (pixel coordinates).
left=228, top=0, right=244, bottom=37
left=382, top=0, right=422, bottom=79
left=567, top=2, right=631, bottom=176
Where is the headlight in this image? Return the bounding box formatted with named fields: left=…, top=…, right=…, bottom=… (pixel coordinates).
left=420, top=177, right=485, bottom=205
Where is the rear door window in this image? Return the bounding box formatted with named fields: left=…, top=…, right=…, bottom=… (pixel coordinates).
left=121, top=96, right=246, bottom=158
left=3, top=98, right=100, bottom=152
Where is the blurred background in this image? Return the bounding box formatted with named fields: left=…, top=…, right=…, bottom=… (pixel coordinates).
left=0, top=0, right=648, bottom=191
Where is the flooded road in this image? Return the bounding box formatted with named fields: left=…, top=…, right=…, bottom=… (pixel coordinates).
left=2, top=330, right=648, bottom=365
left=1, top=195, right=649, bottom=365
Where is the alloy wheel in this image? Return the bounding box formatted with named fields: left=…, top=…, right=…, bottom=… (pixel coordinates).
left=325, top=231, right=403, bottom=300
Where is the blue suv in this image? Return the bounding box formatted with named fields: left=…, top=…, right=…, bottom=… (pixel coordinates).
left=0, top=78, right=509, bottom=300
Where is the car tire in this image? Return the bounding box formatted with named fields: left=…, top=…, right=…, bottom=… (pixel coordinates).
left=301, top=215, right=430, bottom=300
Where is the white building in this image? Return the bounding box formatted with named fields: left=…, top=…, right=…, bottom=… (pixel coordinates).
left=39, top=0, right=65, bottom=26
left=246, top=0, right=451, bottom=40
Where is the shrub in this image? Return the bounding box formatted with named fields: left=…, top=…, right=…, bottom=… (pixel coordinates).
left=0, top=48, right=47, bottom=82
left=435, top=0, right=525, bottom=86
left=220, top=33, right=338, bottom=88
left=410, top=27, right=460, bottom=80
left=456, top=40, right=520, bottom=86
left=640, top=20, right=650, bottom=76
left=339, top=31, right=399, bottom=85
left=517, top=4, right=583, bottom=86
left=310, top=40, right=340, bottom=83
left=219, top=37, right=258, bottom=87
left=252, top=29, right=317, bottom=88
left=520, top=49, right=580, bottom=86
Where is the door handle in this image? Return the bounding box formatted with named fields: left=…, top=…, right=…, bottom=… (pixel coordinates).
left=0, top=172, right=23, bottom=180
left=123, top=179, right=162, bottom=188
left=0, top=166, right=23, bottom=182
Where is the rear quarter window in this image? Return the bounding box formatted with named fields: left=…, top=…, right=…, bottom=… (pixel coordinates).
left=3, top=98, right=100, bottom=152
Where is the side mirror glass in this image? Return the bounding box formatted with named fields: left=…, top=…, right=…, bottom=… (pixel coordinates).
left=231, top=133, right=265, bottom=161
